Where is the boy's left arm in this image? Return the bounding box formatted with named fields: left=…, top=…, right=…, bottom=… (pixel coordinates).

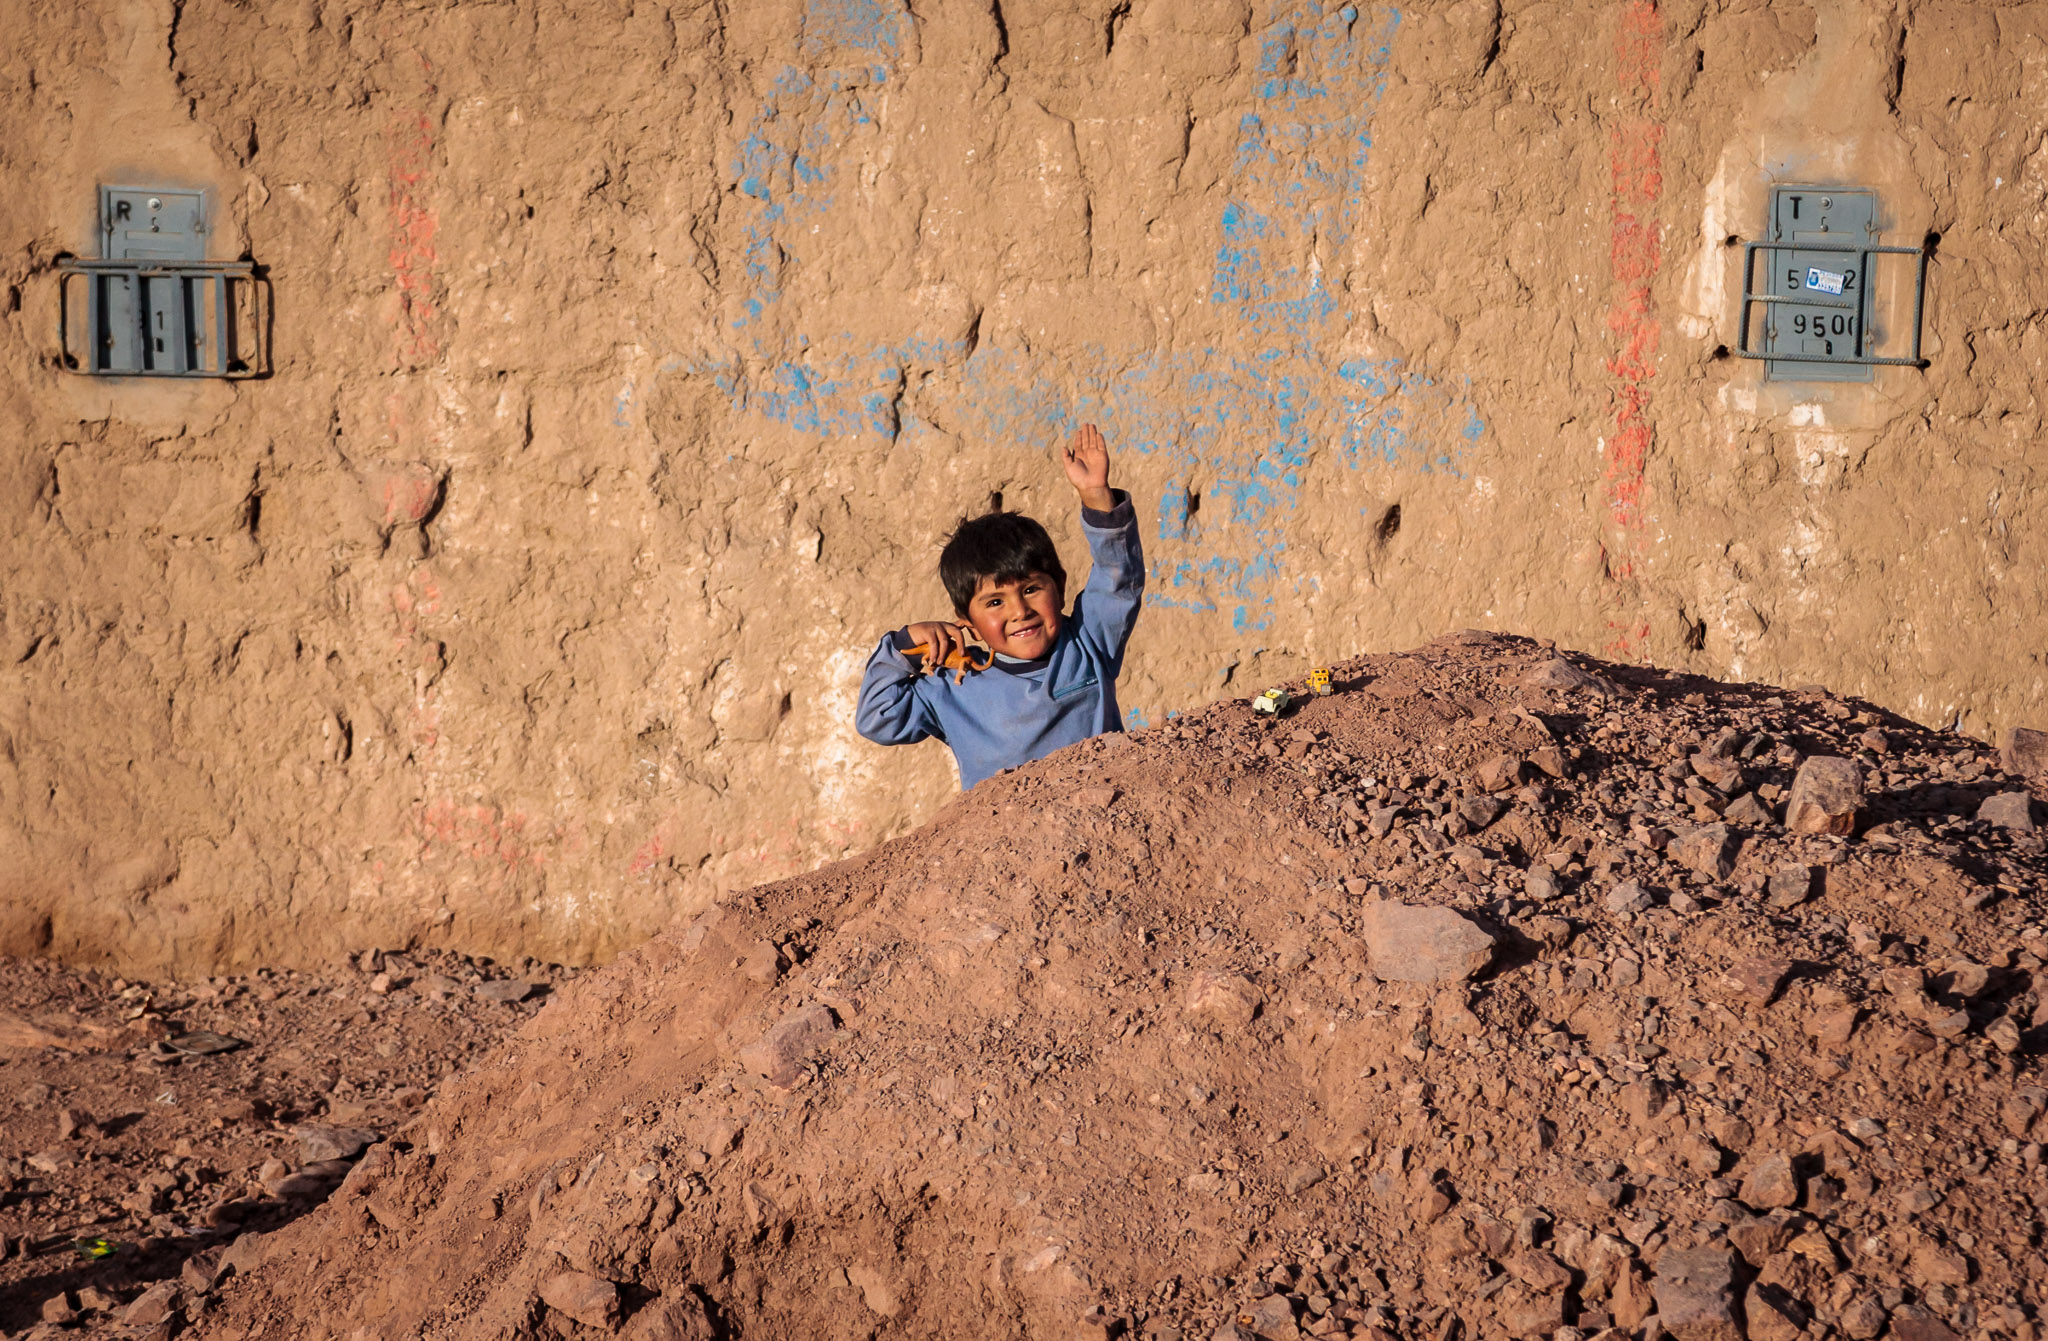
left=1061, top=423, right=1144, bottom=669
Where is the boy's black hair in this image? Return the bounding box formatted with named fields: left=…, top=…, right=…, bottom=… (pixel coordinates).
left=939, top=510, right=1066, bottom=616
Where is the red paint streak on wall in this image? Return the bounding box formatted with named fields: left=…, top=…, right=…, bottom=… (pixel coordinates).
left=1602, top=0, right=1663, bottom=657
left=385, top=96, right=442, bottom=370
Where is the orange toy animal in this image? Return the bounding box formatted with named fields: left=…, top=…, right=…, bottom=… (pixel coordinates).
left=904, top=641, right=994, bottom=684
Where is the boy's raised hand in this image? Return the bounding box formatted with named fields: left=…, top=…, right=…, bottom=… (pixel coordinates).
left=1061, top=423, right=1115, bottom=512
left=902, top=620, right=980, bottom=676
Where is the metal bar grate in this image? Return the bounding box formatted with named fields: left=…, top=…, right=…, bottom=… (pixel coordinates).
left=1736, top=240, right=1930, bottom=369
left=57, top=258, right=268, bottom=379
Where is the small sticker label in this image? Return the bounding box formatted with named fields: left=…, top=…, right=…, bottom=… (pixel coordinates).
left=1805, top=267, right=1846, bottom=295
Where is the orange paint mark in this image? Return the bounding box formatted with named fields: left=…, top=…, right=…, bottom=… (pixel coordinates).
left=1602, top=0, right=1663, bottom=658
left=386, top=98, right=442, bottom=369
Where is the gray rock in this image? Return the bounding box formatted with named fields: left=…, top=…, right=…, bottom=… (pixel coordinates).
left=622, top=1292, right=716, bottom=1341
left=1765, top=864, right=1814, bottom=909
left=1721, top=792, right=1772, bottom=826
left=1605, top=879, right=1652, bottom=915
left=2003, top=727, right=2048, bottom=778
left=1785, top=756, right=1862, bottom=834
left=1457, top=794, right=1508, bottom=831
left=1889, top=1304, right=1962, bottom=1341
left=1979, top=792, right=2037, bottom=832
left=295, top=1125, right=378, bottom=1163
left=1358, top=900, right=1498, bottom=983
left=1741, top=1152, right=1800, bottom=1209
left=541, top=1271, right=622, bottom=1330
left=1669, top=823, right=1738, bottom=879
left=1649, top=1245, right=1739, bottom=1341
left=122, top=1281, right=183, bottom=1328
left=1690, top=753, right=1744, bottom=792
left=736, top=1004, right=839, bottom=1087
left=473, top=978, right=538, bottom=1003
left=1524, top=866, right=1561, bottom=901
left=1283, top=1162, right=1327, bottom=1194
left=1243, top=1293, right=1301, bottom=1341
left=1523, top=658, right=1611, bottom=696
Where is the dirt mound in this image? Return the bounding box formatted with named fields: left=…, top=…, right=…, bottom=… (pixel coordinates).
left=192, top=635, right=2048, bottom=1341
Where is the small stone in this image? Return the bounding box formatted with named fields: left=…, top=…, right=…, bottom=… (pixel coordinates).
left=1649, top=1246, right=1739, bottom=1341
left=1890, top=1304, right=1963, bottom=1341
left=123, top=1281, right=183, bottom=1327
left=1721, top=792, right=1772, bottom=826
left=42, top=1291, right=79, bottom=1326
left=1184, top=971, right=1265, bottom=1026
left=541, top=1270, right=622, bottom=1330
left=1785, top=756, right=1862, bottom=834
left=1284, top=1162, right=1327, bottom=1194
left=181, top=1248, right=226, bottom=1293
left=1840, top=1295, right=1889, bottom=1340
left=735, top=1004, right=839, bottom=1087
left=369, top=971, right=393, bottom=994
left=76, top=1285, right=119, bottom=1313
left=1529, top=746, right=1568, bottom=779
left=1504, top=1250, right=1572, bottom=1293
left=1988, top=1015, right=2023, bottom=1053
left=2002, top=727, right=2048, bottom=777
left=1726, top=1210, right=1795, bottom=1262
left=622, top=1291, right=717, bottom=1341
left=1458, top=795, right=1509, bottom=831
left=295, top=1125, right=378, bottom=1163
left=1745, top=1283, right=1808, bottom=1341
left=1910, top=1240, right=1972, bottom=1287
left=1979, top=792, right=2037, bottom=832
left=1604, top=879, right=1652, bottom=915
left=1496, top=1286, right=1566, bottom=1337
left=55, top=1106, right=95, bottom=1141
left=1691, top=753, right=1744, bottom=792
left=27, top=1147, right=76, bottom=1173
left=1720, top=956, right=1792, bottom=1004
left=1765, top=863, right=1815, bottom=909
left=1524, top=658, right=1611, bottom=695
left=1244, top=1293, right=1302, bottom=1341
left=1359, top=900, right=1499, bottom=983
left=1524, top=866, right=1561, bottom=901
left=1669, top=823, right=1738, bottom=879
left=1740, top=1153, right=1800, bottom=1210
left=473, top=979, right=537, bottom=1004
left=1478, top=755, right=1526, bottom=792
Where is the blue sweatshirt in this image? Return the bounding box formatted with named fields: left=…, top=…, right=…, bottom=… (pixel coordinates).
left=855, top=491, right=1144, bottom=790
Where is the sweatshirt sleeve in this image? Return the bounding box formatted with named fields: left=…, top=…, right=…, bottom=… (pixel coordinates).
left=1070, top=488, right=1144, bottom=673
left=855, top=630, right=947, bottom=746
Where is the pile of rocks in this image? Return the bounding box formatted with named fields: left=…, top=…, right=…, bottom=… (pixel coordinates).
left=175, top=635, right=2048, bottom=1341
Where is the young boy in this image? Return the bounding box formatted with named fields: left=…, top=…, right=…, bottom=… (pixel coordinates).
left=855, top=423, right=1143, bottom=790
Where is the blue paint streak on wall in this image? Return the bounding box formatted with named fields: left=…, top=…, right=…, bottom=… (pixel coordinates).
left=696, top=0, right=1485, bottom=640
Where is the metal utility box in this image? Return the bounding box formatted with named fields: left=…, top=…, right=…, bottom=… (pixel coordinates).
left=100, top=186, right=208, bottom=261
left=57, top=185, right=268, bottom=378
left=1735, top=185, right=1929, bottom=381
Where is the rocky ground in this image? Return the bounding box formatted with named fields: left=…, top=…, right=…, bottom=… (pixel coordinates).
left=0, top=950, right=566, bottom=1336
left=10, top=633, right=2048, bottom=1341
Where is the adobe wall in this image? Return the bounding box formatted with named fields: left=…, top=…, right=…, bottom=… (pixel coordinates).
left=2, top=0, right=2043, bottom=975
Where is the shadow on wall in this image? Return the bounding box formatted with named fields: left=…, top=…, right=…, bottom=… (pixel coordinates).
left=660, top=0, right=1485, bottom=638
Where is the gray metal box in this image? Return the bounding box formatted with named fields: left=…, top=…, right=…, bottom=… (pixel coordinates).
left=1763, top=186, right=1876, bottom=383
left=100, top=186, right=208, bottom=261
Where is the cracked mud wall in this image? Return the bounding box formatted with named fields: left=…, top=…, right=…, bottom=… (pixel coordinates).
left=1, top=0, right=2043, bottom=975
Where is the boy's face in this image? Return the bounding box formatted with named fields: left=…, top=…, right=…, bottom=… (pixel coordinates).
left=963, top=571, right=1063, bottom=660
